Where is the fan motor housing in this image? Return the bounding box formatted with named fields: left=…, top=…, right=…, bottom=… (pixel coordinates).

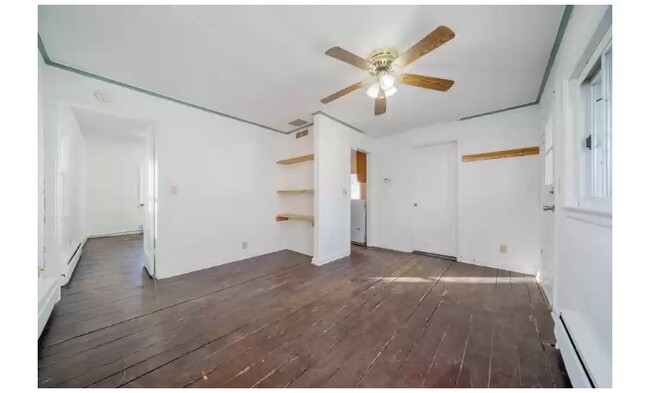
left=368, top=48, right=398, bottom=75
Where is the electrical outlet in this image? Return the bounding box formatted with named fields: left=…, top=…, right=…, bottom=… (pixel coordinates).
left=242, top=241, right=248, bottom=250
left=499, top=243, right=508, bottom=253
left=170, top=185, right=178, bottom=195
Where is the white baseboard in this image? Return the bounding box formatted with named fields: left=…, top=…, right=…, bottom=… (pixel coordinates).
left=88, top=229, right=143, bottom=239
left=38, top=277, right=60, bottom=338
left=312, top=252, right=349, bottom=266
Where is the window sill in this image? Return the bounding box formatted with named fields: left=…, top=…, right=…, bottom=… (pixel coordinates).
left=562, top=206, right=612, bottom=228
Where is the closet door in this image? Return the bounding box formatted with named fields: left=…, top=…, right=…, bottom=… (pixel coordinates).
left=410, top=142, right=457, bottom=257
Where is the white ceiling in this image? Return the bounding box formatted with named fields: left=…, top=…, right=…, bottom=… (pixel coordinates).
left=72, top=107, right=150, bottom=141
left=39, top=5, right=564, bottom=137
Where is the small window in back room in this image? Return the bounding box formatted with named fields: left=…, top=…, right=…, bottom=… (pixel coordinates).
left=579, top=41, right=612, bottom=203
left=350, top=174, right=361, bottom=200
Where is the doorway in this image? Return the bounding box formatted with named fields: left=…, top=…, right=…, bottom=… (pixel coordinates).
left=410, top=142, right=457, bottom=258
left=73, top=107, right=157, bottom=278
left=351, top=149, right=367, bottom=245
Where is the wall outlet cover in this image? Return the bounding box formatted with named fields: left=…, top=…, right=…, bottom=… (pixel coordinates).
left=499, top=243, right=508, bottom=253
left=242, top=241, right=248, bottom=250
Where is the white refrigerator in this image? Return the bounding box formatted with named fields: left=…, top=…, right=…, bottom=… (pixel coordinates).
left=351, top=199, right=367, bottom=244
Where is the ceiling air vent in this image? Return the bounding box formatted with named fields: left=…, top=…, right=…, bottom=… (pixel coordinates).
left=289, top=118, right=308, bottom=127
left=295, top=129, right=309, bottom=139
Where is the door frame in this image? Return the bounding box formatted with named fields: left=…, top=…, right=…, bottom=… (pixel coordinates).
left=350, top=147, right=371, bottom=247
left=142, top=124, right=158, bottom=279
left=409, top=140, right=459, bottom=259
left=68, top=104, right=158, bottom=280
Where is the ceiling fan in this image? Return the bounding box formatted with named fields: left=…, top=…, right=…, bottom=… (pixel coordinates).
left=320, top=26, right=456, bottom=116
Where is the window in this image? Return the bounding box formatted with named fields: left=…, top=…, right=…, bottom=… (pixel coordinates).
left=350, top=173, right=361, bottom=200
left=544, top=115, right=554, bottom=186
left=579, top=41, right=612, bottom=205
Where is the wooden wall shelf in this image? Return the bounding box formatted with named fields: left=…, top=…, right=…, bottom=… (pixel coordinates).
left=276, top=213, right=314, bottom=224
left=461, top=146, right=540, bottom=162
left=277, top=189, right=314, bottom=194
left=277, top=154, right=314, bottom=165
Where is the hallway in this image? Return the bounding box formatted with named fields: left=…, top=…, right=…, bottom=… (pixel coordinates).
left=38, top=235, right=570, bottom=388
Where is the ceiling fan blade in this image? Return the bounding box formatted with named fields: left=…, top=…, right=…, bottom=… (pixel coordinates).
left=393, top=26, right=455, bottom=69
left=398, top=73, right=455, bottom=91
left=375, top=87, right=387, bottom=116
left=325, top=47, right=374, bottom=71
left=320, top=81, right=367, bottom=104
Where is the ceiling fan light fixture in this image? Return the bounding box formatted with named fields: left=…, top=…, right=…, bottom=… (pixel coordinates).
left=366, top=82, right=380, bottom=98
left=367, top=82, right=397, bottom=99
left=379, top=73, right=395, bottom=90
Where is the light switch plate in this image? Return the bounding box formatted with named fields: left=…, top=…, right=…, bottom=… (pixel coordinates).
left=499, top=243, right=508, bottom=253
left=170, top=185, right=178, bottom=195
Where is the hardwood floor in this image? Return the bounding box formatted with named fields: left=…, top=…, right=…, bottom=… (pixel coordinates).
left=38, top=234, right=571, bottom=388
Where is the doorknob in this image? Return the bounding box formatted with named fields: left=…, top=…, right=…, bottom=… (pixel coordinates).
left=543, top=205, right=555, bottom=212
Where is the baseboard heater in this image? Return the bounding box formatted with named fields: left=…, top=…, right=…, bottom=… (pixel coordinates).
left=412, top=250, right=457, bottom=261
left=61, top=237, right=87, bottom=285
left=557, top=313, right=596, bottom=388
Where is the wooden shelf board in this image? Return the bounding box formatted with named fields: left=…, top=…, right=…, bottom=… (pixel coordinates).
left=277, top=189, right=314, bottom=194
left=276, top=213, right=314, bottom=224
left=277, top=154, right=314, bottom=165
left=462, top=146, right=540, bottom=162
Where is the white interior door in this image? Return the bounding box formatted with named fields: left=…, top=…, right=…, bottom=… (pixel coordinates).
left=540, top=114, right=556, bottom=303
left=410, top=142, right=457, bottom=257
left=142, top=128, right=156, bottom=278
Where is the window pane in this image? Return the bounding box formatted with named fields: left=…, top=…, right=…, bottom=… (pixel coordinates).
left=350, top=174, right=361, bottom=200
left=605, top=49, right=612, bottom=197
left=544, top=116, right=553, bottom=186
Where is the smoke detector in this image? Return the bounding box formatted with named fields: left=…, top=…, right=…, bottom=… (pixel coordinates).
left=93, top=89, right=112, bottom=103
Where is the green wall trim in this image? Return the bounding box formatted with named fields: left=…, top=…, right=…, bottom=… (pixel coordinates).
left=38, top=34, right=299, bottom=135
left=536, top=5, right=574, bottom=102
left=38, top=35, right=51, bottom=62
left=311, top=111, right=366, bottom=135
left=459, top=102, right=537, bottom=121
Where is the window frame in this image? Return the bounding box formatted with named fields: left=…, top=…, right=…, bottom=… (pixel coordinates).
left=572, top=31, right=612, bottom=214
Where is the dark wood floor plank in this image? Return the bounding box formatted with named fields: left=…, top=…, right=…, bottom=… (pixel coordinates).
left=522, top=275, right=572, bottom=388
left=454, top=267, right=499, bottom=388
left=38, top=235, right=569, bottom=388
left=488, top=270, right=521, bottom=387
left=511, top=272, right=554, bottom=388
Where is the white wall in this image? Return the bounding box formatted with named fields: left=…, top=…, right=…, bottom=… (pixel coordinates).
left=85, top=135, right=146, bottom=237
left=38, top=56, right=46, bottom=272
left=370, top=106, right=541, bottom=275
left=278, top=128, right=314, bottom=256
left=313, top=113, right=372, bottom=265
left=42, top=59, right=88, bottom=285
left=41, top=63, right=284, bottom=279
left=538, top=5, right=611, bottom=387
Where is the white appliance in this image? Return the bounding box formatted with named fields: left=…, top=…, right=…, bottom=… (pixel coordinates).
left=351, top=199, right=367, bottom=244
